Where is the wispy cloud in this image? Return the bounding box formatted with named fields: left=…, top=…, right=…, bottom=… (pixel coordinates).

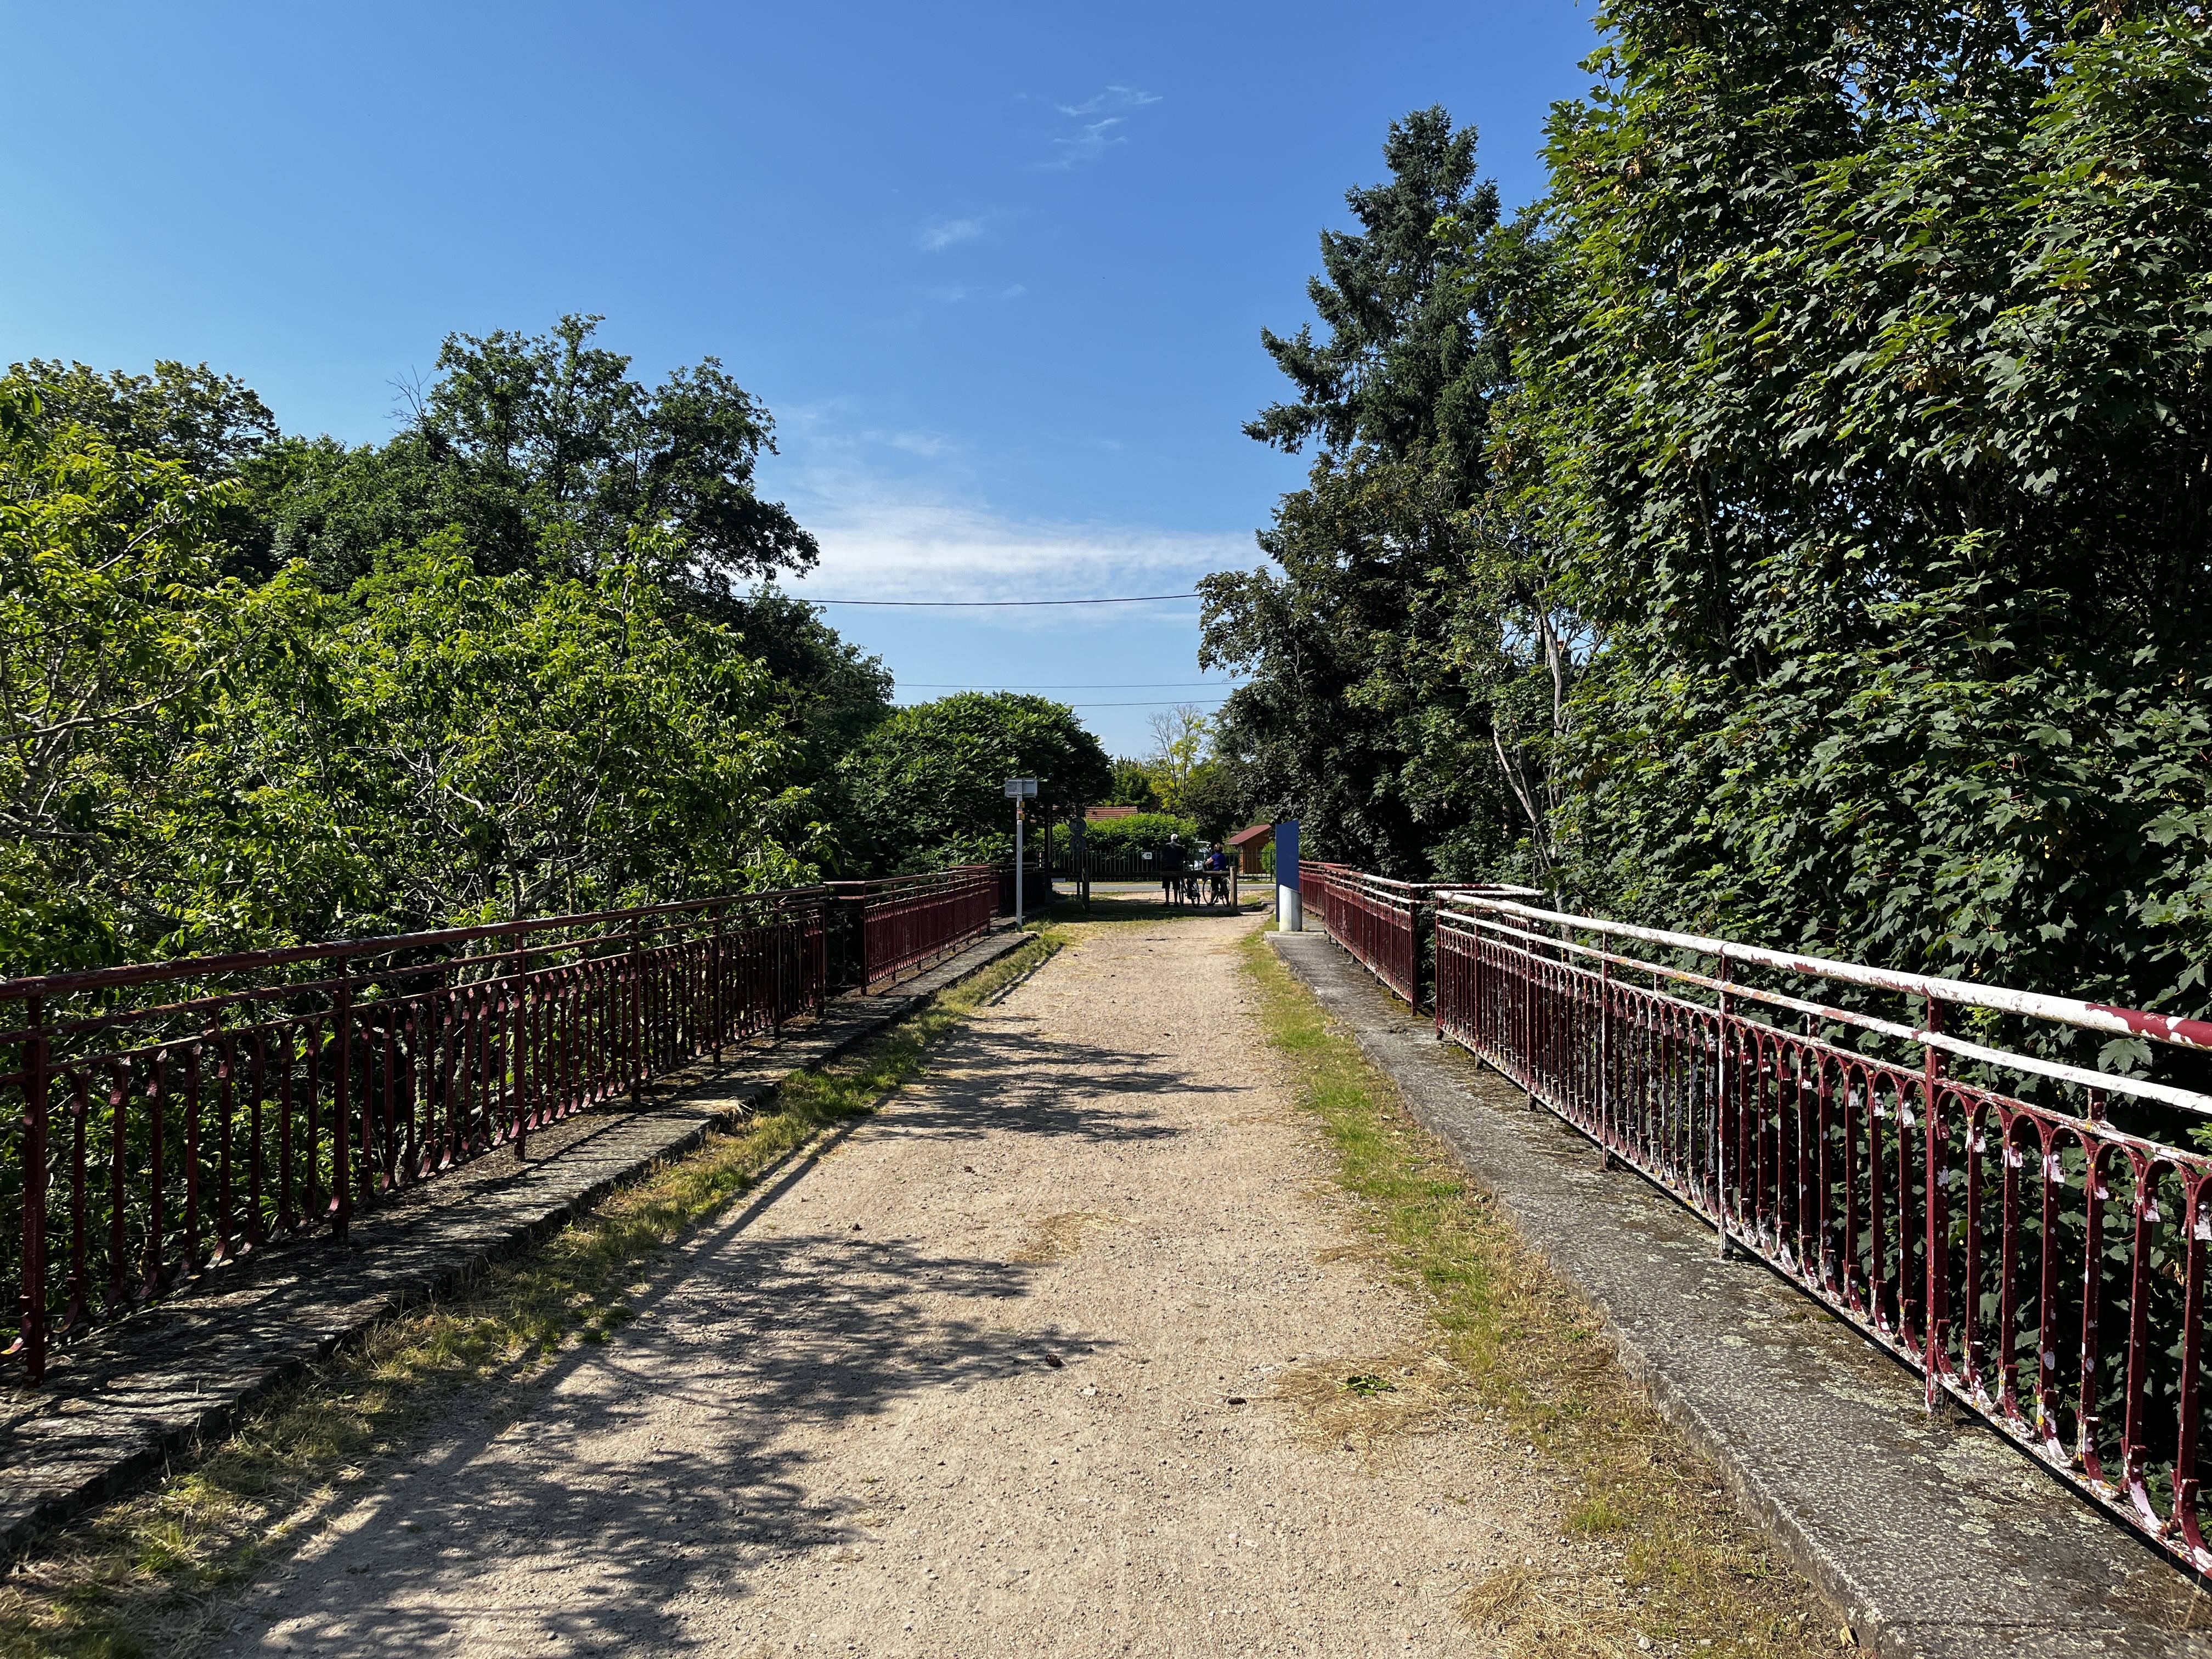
left=917, top=215, right=985, bottom=252
left=1036, top=85, right=1161, bottom=170
left=923, top=283, right=1028, bottom=304
left=868, top=429, right=963, bottom=458
left=1048, top=117, right=1126, bottom=168
left=1056, top=85, right=1161, bottom=119
left=768, top=407, right=1239, bottom=620
left=793, top=498, right=1239, bottom=619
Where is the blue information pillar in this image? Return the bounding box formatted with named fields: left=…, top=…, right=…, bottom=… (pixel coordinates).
left=1274, top=819, right=1301, bottom=932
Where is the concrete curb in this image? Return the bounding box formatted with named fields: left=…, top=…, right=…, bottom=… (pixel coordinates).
left=0, top=927, right=1035, bottom=1564
left=1267, top=928, right=2212, bottom=1659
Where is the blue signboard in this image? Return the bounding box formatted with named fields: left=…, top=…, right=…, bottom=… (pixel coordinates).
left=1276, top=820, right=1299, bottom=891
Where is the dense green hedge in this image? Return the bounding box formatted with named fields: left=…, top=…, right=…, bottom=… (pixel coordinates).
left=1079, top=812, right=1199, bottom=858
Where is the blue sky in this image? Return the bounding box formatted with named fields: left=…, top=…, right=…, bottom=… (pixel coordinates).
left=0, top=1, right=1601, bottom=756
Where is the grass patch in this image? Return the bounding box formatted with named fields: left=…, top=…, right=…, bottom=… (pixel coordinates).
left=0, top=928, right=1063, bottom=1659
left=1238, top=929, right=1832, bottom=1658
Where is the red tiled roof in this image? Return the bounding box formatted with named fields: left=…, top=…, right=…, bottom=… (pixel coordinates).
left=1226, top=823, right=1273, bottom=846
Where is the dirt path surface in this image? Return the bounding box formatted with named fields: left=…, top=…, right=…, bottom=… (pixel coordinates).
left=219, top=907, right=1565, bottom=1657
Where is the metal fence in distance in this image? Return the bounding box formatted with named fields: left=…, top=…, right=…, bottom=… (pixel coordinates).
left=4, top=867, right=997, bottom=1382
left=1400, top=884, right=2212, bottom=1578
left=1302, top=863, right=1541, bottom=1008
left=1053, top=850, right=1159, bottom=883
left=834, top=867, right=998, bottom=988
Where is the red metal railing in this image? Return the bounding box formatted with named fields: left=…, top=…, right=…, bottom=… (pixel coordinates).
left=1302, top=864, right=1541, bottom=1008
left=1304, top=863, right=1427, bottom=1005
left=844, top=866, right=998, bottom=989
left=1427, top=889, right=2212, bottom=1576
left=0, top=885, right=849, bottom=1381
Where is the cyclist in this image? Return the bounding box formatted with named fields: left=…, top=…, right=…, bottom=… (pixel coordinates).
left=1203, top=842, right=1232, bottom=907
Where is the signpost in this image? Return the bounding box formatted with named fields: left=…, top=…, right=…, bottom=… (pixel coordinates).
left=1004, top=777, right=1038, bottom=924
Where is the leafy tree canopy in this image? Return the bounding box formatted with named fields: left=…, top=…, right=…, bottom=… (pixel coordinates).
left=264, top=314, right=817, bottom=601
left=1530, top=0, right=2212, bottom=1032
left=843, top=693, right=1111, bottom=874
left=0, top=323, right=874, bottom=975
left=1204, top=108, right=1529, bottom=877
left=1207, top=4, right=2212, bottom=1059
left=1104, top=756, right=1161, bottom=810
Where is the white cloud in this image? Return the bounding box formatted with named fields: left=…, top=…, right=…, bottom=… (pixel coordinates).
left=1036, top=86, right=1161, bottom=170
left=917, top=216, right=984, bottom=252
left=871, top=428, right=962, bottom=458
left=1047, top=118, right=1125, bottom=168
left=787, top=497, right=1244, bottom=619
left=768, top=406, right=1245, bottom=623
left=922, top=283, right=1025, bottom=304
left=1056, top=85, right=1161, bottom=118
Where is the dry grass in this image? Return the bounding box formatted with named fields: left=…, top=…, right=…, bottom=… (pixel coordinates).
left=0, top=929, right=1064, bottom=1659
left=1267, top=1348, right=1470, bottom=1455
left=1008, top=1209, right=1122, bottom=1264
left=1458, top=1564, right=1641, bottom=1659
left=1238, top=929, right=1836, bottom=1658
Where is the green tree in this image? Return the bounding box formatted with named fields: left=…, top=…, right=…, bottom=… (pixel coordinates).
left=266, top=314, right=816, bottom=600
left=1203, top=108, right=1532, bottom=877
left=0, top=366, right=827, bottom=974
left=1104, top=755, right=1161, bottom=810
left=8, top=357, right=285, bottom=575
left=1176, top=760, right=1249, bottom=844
left=0, top=383, right=249, bottom=970
left=1526, top=0, right=2212, bottom=1031
left=1143, top=703, right=1212, bottom=814
left=843, top=693, right=1111, bottom=873
left=204, top=537, right=811, bottom=934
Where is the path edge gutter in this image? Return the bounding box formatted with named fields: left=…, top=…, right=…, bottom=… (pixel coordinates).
left=1, top=926, right=1034, bottom=1566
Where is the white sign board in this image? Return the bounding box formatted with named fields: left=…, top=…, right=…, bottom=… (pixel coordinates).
left=1003, top=777, right=1038, bottom=798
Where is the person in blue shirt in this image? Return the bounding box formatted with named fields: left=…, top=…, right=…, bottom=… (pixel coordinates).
left=1203, top=843, right=1231, bottom=906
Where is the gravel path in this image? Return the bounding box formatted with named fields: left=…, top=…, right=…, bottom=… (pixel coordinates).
left=219, top=906, right=1566, bottom=1657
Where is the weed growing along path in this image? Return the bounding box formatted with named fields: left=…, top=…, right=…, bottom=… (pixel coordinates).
left=9, top=900, right=1825, bottom=1656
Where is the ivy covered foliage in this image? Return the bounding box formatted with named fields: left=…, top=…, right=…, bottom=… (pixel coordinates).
left=1208, top=3, right=2212, bottom=1029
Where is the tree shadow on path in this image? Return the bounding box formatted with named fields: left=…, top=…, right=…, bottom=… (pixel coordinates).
left=222, top=979, right=1229, bottom=1655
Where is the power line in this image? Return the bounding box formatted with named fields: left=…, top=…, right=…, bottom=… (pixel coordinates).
left=893, top=697, right=1232, bottom=709
left=806, top=592, right=1199, bottom=607
left=896, top=680, right=1241, bottom=690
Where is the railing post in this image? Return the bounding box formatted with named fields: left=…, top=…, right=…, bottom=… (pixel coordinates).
left=628, top=916, right=644, bottom=1099
left=17, top=997, right=49, bottom=1381
left=1716, top=948, right=1733, bottom=1261
left=1598, top=946, right=1615, bottom=1172
left=514, top=929, right=534, bottom=1161
left=331, top=979, right=352, bottom=1240
left=1923, top=992, right=1948, bottom=1412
